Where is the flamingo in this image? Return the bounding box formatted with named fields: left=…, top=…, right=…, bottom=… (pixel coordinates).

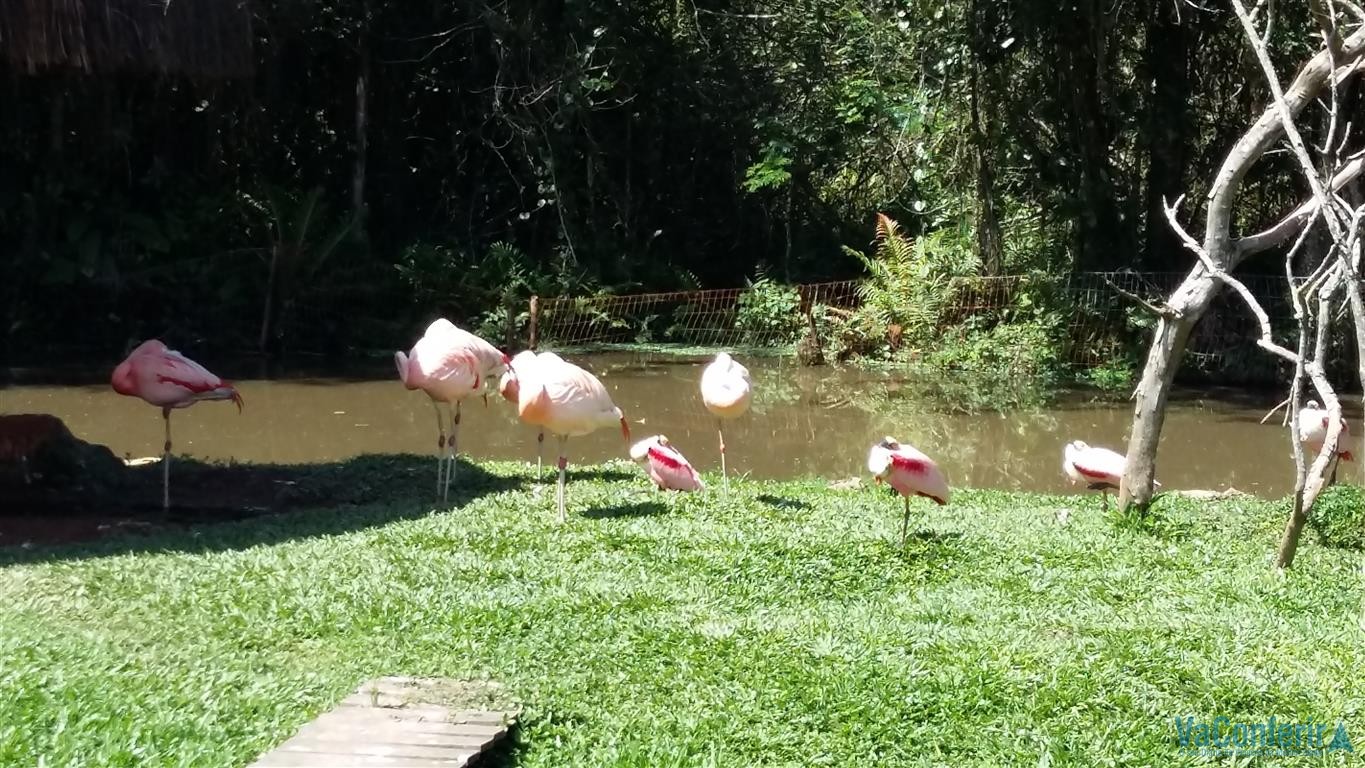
left=396, top=319, right=508, bottom=501
left=700, top=352, right=752, bottom=491
left=630, top=435, right=704, bottom=492
left=110, top=340, right=244, bottom=511
left=498, top=350, right=548, bottom=477
left=1062, top=440, right=1135, bottom=512
left=866, top=436, right=950, bottom=546
left=1298, top=400, right=1353, bottom=482
left=508, top=352, right=630, bottom=522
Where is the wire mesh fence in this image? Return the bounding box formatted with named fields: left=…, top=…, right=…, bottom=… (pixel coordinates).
left=531, top=272, right=1310, bottom=379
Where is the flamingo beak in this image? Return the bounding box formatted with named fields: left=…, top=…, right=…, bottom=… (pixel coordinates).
left=620, top=417, right=632, bottom=444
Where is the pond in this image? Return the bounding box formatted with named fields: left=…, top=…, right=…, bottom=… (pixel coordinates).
left=1, top=352, right=1355, bottom=499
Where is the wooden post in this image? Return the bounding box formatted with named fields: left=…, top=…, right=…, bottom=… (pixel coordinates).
left=528, top=295, right=540, bottom=350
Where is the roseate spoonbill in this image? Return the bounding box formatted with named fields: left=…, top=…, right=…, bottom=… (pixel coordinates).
left=111, top=340, right=243, bottom=511
left=396, top=319, right=508, bottom=501
left=1299, top=400, right=1353, bottom=483
left=508, top=352, right=630, bottom=522
left=630, top=435, right=704, bottom=492
left=499, top=350, right=548, bottom=478
left=1062, top=440, right=1135, bottom=512
left=700, top=352, right=751, bottom=491
left=866, top=436, right=950, bottom=546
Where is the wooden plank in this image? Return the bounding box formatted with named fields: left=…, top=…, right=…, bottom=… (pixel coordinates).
left=248, top=677, right=517, bottom=768
left=251, top=750, right=475, bottom=768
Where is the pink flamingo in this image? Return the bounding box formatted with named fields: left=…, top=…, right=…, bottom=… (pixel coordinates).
left=1062, top=440, right=1132, bottom=512
left=508, top=352, right=631, bottom=522
left=630, top=435, right=704, bottom=492
left=866, top=436, right=950, bottom=545
left=111, top=340, right=244, bottom=511
left=395, top=319, right=508, bottom=500
left=700, top=352, right=752, bottom=491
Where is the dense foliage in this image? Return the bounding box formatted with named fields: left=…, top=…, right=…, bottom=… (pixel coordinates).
left=0, top=0, right=1336, bottom=358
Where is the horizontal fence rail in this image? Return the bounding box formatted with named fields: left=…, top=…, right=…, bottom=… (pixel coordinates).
left=529, top=272, right=1318, bottom=378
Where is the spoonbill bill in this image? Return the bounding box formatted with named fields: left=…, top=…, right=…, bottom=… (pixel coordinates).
left=867, top=436, right=950, bottom=545
left=630, top=435, right=704, bottom=492
left=111, top=340, right=243, bottom=511
left=396, top=319, right=508, bottom=500
left=508, top=352, right=631, bottom=522
left=700, top=352, right=751, bottom=491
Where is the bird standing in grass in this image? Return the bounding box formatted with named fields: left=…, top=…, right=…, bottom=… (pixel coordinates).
left=508, top=352, right=631, bottom=522
left=700, top=352, right=751, bottom=492
left=631, top=435, right=704, bottom=492
left=867, top=436, right=950, bottom=546
left=396, top=319, right=508, bottom=501
left=1062, top=440, right=1133, bottom=512
left=111, top=340, right=244, bottom=511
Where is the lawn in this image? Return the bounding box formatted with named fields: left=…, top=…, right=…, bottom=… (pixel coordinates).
left=0, top=455, right=1361, bottom=767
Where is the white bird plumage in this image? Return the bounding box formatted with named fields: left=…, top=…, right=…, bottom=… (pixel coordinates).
left=700, top=352, right=752, bottom=491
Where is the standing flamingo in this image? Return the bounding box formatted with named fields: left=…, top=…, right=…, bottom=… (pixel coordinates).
left=866, top=436, right=950, bottom=545
left=1062, top=440, right=1135, bottom=512
left=396, top=319, right=508, bottom=501
left=508, top=353, right=630, bottom=522
left=111, top=340, right=244, bottom=511
left=630, top=435, right=704, bottom=492
left=700, top=352, right=752, bottom=491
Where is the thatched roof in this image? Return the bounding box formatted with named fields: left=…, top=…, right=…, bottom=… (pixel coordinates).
left=0, top=0, right=253, bottom=77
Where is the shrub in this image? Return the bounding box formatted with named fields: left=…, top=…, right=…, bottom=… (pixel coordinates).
left=735, top=276, right=804, bottom=344
left=1309, top=484, right=1365, bottom=550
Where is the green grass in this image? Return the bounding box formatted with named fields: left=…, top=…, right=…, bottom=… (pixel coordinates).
left=1, top=455, right=1362, bottom=767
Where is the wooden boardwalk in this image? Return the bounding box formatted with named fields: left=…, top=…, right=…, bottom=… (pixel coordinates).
left=249, top=677, right=517, bottom=768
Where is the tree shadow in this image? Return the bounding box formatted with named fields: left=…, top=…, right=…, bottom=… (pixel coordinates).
left=567, top=468, right=636, bottom=482
left=0, top=453, right=523, bottom=565
left=756, top=493, right=811, bottom=511
left=580, top=500, right=668, bottom=519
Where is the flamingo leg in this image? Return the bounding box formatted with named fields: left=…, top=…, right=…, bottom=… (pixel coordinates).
left=445, top=401, right=461, bottom=501
left=431, top=400, right=447, bottom=497
left=900, top=495, right=910, bottom=547
left=556, top=436, right=568, bottom=523
left=162, top=407, right=173, bottom=512
left=717, top=420, right=728, bottom=493
left=537, top=430, right=545, bottom=480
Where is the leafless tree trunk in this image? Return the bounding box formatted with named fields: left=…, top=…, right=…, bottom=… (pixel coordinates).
left=1119, top=16, right=1365, bottom=513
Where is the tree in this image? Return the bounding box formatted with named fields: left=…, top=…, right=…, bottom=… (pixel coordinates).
left=1121, top=1, right=1365, bottom=566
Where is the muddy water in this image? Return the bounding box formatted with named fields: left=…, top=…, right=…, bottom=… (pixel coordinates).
left=1, top=352, right=1356, bottom=498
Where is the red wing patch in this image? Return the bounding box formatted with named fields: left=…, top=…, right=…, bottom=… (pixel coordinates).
left=648, top=446, right=686, bottom=471
left=156, top=374, right=219, bottom=393
left=891, top=454, right=927, bottom=474
left=1073, top=464, right=1112, bottom=481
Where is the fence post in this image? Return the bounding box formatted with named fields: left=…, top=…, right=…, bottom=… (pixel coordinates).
left=528, top=295, right=540, bottom=350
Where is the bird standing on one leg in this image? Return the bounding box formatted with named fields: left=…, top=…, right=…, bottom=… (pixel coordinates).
left=396, top=319, right=508, bottom=502
left=866, top=436, right=950, bottom=546
left=630, top=435, right=704, bottom=492
left=1062, top=440, right=1137, bottom=512
left=508, top=353, right=630, bottom=522
left=700, top=352, right=751, bottom=492
left=111, top=340, right=244, bottom=511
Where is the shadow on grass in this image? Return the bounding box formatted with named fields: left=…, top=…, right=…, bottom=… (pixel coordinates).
left=756, top=493, right=812, bottom=511
left=0, top=453, right=522, bottom=565
left=581, top=501, right=669, bottom=520
left=568, top=468, right=637, bottom=482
